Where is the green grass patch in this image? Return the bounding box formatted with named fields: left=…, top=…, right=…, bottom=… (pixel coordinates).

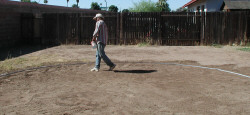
left=0, top=54, right=89, bottom=73
left=237, top=47, right=250, bottom=52
left=246, top=42, right=250, bottom=47
left=137, top=42, right=150, bottom=47
left=0, top=57, right=29, bottom=72
left=211, top=44, right=223, bottom=48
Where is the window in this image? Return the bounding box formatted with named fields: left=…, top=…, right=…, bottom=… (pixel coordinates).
left=197, top=6, right=201, bottom=12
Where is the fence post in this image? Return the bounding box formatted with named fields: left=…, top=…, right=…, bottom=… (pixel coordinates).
left=158, top=12, right=162, bottom=45
left=57, top=13, right=60, bottom=45
left=221, top=12, right=225, bottom=45
left=116, top=13, right=120, bottom=45
left=119, top=13, right=124, bottom=45
left=200, top=12, right=205, bottom=45
left=243, top=12, right=248, bottom=45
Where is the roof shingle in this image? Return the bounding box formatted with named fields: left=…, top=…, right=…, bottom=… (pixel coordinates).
left=224, top=0, right=250, bottom=9
left=0, top=0, right=109, bottom=13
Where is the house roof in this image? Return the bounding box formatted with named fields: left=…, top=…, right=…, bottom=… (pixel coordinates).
left=182, top=0, right=250, bottom=9
left=182, top=0, right=199, bottom=8
left=224, top=0, right=250, bottom=9
left=0, top=0, right=109, bottom=13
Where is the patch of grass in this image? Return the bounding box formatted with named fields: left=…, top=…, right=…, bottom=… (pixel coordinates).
left=137, top=42, right=150, bottom=47
left=211, top=44, right=223, bottom=48
left=0, top=58, right=28, bottom=71
left=0, top=54, right=90, bottom=73
left=0, top=54, right=54, bottom=72
left=246, top=42, right=250, bottom=47
left=237, top=47, right=250, bottom=52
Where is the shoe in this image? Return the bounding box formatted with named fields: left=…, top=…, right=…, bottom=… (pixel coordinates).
left=91, top=67, right=99, bottom=72
left=109, top=64, right=116, bottom=71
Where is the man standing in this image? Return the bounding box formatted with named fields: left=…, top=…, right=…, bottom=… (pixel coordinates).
left=91, top=13, right=116, bottom=72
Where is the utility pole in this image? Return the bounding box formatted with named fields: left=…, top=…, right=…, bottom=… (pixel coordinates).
left=104, top=0, right=107, bottom=11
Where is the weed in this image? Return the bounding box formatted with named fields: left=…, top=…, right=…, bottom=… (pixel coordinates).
left=211, top=44, right=223, bottom=48
left=0, top=58, right=28, bottom=71
left=237, top=47, right=250, bottom=52
left=246, top=42, right=250, bottom=47
left=137, top=42, right=150, bottom=47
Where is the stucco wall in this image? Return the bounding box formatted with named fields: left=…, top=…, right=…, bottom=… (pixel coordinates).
left=206, top=0, right=224, bottom=12
left=188, top=0, right=206, bottom=12
left=188, top=0, right=224, bottom=12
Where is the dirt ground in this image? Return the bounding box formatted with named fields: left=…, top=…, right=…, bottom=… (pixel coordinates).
left=0, top=45, right=250, bottom=115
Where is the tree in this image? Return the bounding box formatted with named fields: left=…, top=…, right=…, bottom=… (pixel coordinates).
left=21, top=0, right=31, bottom=2
left=20, top=0, right=38, bottom=3
left=176, top=7, right=187, bottom=12
left=164, top=2, right=171, bottom=12
left=72, top=4, right=79, bottom=8
left=109, top=5, right=118, bottom=12
left=76, top=0, right=79, bottom=7
left=156, top=0, right=171, bottom=12
left=129, top=0, right=161, bottom=12
left=122, top=9, right=130, bottom=13
left=31, top=1, right=38, bottom=3
left=91, top=2, right=101, bottom=10
left=67, top=0, right=69, bottom=7
left=44, top=0, right=48, bottom=3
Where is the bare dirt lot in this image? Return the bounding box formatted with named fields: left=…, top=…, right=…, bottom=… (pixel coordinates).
left=0, top=45, right=250, bottom=115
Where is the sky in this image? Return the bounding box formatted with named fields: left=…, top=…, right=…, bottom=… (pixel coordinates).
left=10, top=0, right=191, bottom=11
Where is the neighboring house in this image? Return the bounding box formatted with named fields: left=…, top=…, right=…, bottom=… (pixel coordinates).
left=183, top=0, right=250, bottom=12
left=221, top=0, right=250, bottom=11
left=182, top=0, right=224, bottom=12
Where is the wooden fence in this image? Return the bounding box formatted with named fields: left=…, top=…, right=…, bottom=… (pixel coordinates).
left=203, top=12, right=250, bottom=45
left=120, top=12, right=249, bottom=45
left=19, top=13, right=119, bottom=45
left=1, top=11, right=250, bottom=47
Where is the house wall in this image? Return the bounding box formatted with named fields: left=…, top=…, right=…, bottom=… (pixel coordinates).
left=188, top=0, right=207, bottom=12
left=188, top=0, right=224, bottom=12
left=206, top=0, right=224, bottom=12
left=0, top=8, right=21, bottom=48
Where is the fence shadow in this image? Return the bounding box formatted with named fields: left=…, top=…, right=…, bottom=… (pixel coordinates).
left=114, top=70, right=157, bottom=74
left=0, top=45, right=58, bottom=61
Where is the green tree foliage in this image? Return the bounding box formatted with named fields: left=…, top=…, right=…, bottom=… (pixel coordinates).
left=176, top=7, right=187, bottom=12
left=76, top=0, right=79, bottom=7
left=31, top=1, right=38, bottom=3
left=91, top=2, right=101, bottom=10
left=129, top=0, right=161, bottom=12
left=44, top=0, right=48, bottom=3
left=164, top=3, right=171, bottom=12
left=156, top=0, right=171, bottom=12
left=72, top=4, right=79, bottom=8
left=122, top=9, right=130, bottom=13
left=109, top=5, right=118, bottom=12
left=21, top=0, right=31, bottom=2
left=20, top=0, right=38, bottom=3
left=67, top=0, right=69, bottom=7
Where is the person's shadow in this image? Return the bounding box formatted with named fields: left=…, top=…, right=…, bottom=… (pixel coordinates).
left=114, top=70, right=157, bottom=74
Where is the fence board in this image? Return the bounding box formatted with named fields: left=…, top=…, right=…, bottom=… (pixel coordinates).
left=1, top=11, right=250, bottom=48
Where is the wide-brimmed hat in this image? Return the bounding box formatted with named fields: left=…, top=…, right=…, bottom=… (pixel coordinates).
left=93, top=13, right=104, bottom=19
